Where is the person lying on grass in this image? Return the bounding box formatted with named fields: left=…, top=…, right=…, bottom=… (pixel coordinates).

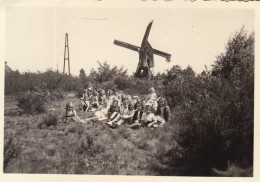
left=64, top=102, right=81, bottom=122
left=155, top=97, right=171, bottom=125
left=130, top=101, right=143, bottom=128
left=80, top=101, right=110, bottom=123
left=106, top=99, right=121, bottom=127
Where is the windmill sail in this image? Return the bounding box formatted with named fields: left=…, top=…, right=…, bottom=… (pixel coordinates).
left=114, top=40, right=140, bottom=52
left=141, top=20, right=153, bottom=46
left=153, top=49, right=171, bottom=62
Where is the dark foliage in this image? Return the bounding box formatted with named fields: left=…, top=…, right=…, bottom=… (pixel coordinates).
left=155, top=28, right=254, bottom=176
left=5, top=69, right=78, bottom=95
left=17, top=92, right=46, bottom=114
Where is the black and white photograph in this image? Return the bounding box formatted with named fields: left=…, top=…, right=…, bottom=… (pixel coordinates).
left=1, top=0, right=257, bottom=180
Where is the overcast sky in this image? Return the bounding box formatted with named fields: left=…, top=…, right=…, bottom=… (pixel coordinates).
left=4, top=7, right=254, bottom=76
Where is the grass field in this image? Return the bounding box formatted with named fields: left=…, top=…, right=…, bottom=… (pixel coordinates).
left=4, top=93, right=182, bottom=175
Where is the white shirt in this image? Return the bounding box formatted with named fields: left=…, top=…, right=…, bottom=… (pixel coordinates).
left=141, top=112, right=157, bottom=124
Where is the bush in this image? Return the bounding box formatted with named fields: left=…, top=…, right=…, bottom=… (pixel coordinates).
left=37, top=113, right=59, bottom=129
left=114, top=75, right=132, bottom=90
left=123, top=77, right=152, bottom=95
left=161, top=29, right=254, bottom=176
left=100, top=81, right=117, bottom=91
left=17, top=92, right=46, bottom=114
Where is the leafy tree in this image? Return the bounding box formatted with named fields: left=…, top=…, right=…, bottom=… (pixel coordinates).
left=89, top=61, right=127, bottom=83
left=212, top=28, right=254, bottom=166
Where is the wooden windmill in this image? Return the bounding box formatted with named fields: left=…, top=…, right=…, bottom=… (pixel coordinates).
left=114, top=21, right=171, bottom=78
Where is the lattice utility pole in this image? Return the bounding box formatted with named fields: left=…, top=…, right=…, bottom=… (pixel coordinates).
left=63, top=33, right=70, bottom=75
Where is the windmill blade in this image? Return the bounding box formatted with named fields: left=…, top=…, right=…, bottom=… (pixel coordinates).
left=141, top=21, right=153, bottom=46
left=153, top=49, right=171, bottom=62
left=114, top=40, right=140, bottom=52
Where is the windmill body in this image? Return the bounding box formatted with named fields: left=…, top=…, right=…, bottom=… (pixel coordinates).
left=114, top=21, right=171, bottom=78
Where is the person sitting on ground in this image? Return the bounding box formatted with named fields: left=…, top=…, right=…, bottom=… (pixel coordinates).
left=125, top=95, right=132, bottom=103
left=120, top=93, right=126, bottom=103
left=134, top=96, right=143, bottom=110
left=89, top=92, right=99, bottom=111
left=141, top=104, right=158, bottom=128
left=115, top=100, right=135, bottom=126
left=106, top=89, right=114, bottom=97
left=98, top=89, right=107, bottom=106
left=140, top=95, right=148, bottom=111
left=80, top=89, right=90, bottom=111
left=87, top=87, right=93, bottom=96
left=133, top=96, right=139, bottom=106
left=155, top=97, right=171, bottom=125
left=64, top=102, right=81, bottom=122
left=106, top=99, right=121, bottom=127
left=130, top=101, right=144, bottom=128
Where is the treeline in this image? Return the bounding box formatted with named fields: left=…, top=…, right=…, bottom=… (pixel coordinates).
left=4, top=28, right=254, bottom=175
left=5, top=69, right=78, bottom=94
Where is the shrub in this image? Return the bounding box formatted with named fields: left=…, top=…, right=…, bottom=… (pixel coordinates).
left=5, top=69, right=78, bottom=95
left=17, top=92, right=46, bottom=114
left=100, top=81, right=117, bottom=91
left=114, top=75, right=131, bottom=90
left=123, top=77, right=152, bottom=95
left=37, top=113, right=59, bottom=129
left=44, top=113, right=59, bottom=126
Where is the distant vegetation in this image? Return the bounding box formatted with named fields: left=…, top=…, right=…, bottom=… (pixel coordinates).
left=4, top=28, right=254, bottom=176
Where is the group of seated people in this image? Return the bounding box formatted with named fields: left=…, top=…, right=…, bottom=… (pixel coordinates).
left=64, top=87, right=171, bottom=129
